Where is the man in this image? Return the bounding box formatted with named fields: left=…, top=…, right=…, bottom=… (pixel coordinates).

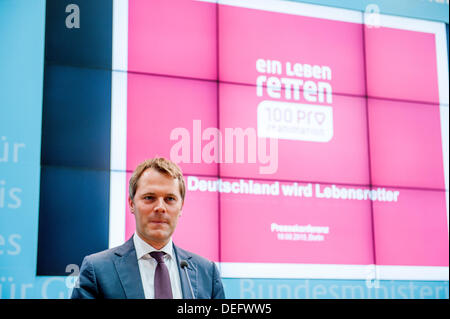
left=71, top=157, right=225, bottom=299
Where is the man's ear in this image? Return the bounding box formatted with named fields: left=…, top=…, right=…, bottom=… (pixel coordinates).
left=128, top=196, right=135, bottom=214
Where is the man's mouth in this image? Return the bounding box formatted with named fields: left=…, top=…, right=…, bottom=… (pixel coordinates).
left=150, top=220, right=167, bottom=224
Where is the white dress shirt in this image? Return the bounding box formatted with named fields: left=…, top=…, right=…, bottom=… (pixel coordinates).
left=133, top=233, right=183, bottom=299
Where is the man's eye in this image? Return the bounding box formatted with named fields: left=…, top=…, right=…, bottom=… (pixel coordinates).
left=144, top=196, right=155, bottom=200
left=166, top=197, right=175, bottom=201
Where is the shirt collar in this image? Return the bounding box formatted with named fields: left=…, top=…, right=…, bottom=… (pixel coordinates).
left=133, top=232, right=174, bottom=261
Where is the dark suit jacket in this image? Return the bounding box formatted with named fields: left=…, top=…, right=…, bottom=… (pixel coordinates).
left=70, top=237, right=225, bottom=299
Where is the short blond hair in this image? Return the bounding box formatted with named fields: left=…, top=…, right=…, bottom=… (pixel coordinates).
left=129, top=157, right=185, bottom=202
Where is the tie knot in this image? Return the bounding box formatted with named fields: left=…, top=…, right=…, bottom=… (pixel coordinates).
left=150, top=251, right=166, bottom=263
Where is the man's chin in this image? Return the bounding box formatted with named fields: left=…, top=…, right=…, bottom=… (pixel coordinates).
left=143, top=230, right=170, bottom=243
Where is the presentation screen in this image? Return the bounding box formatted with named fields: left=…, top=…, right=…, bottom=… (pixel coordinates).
left=3, top=0, right=448, bottom=300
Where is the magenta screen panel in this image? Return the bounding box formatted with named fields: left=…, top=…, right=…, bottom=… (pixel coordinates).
left=368, top=98, right=445, bottom=190
left=128, top=0, right=217, bottom=80
left=365, top=25, right=440, bottom=104
left=119, top=0, right=449, bottom=274
left=219, top=179, right=375, bottom=265
left=126, top=73, right=218, bottom=176
left=219, top=82, right=370, bottom=184
left=218, top=3, right=366, bottom=97
left=373, top=188, right=448, bottom=266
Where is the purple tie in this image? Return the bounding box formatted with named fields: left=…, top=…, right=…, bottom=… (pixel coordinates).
left=150, top=251, right=173, bottom=299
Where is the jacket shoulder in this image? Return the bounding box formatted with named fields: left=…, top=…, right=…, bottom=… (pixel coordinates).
left=84, top=246, right=116, bottom=262
left=82, top=239, right=133, bottom=265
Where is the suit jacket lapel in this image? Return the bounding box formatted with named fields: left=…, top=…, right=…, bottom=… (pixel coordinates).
left=113, top=237, right=145, bottom=299
left=173, top=244, right=197, bottom=299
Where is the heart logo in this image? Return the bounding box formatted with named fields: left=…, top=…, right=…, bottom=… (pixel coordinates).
left=314, top=112, right=326, bottom=125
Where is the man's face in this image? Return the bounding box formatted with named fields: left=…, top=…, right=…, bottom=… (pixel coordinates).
left=129, top=168, right=183, bottom=249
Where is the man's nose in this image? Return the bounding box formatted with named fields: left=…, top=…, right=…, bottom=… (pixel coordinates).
left=154, top=197, right=167, bottom=212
